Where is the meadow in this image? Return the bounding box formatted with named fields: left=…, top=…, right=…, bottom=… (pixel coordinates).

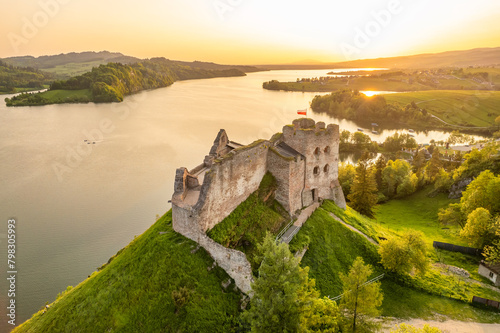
left=384, top=90, right=500, bottom=128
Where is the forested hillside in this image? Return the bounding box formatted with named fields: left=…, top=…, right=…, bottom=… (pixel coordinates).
left=5, top=58, right=247, bottom=106
left=0, top=60, right=53, bottom=93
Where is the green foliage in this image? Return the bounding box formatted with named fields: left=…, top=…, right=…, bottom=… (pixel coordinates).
left=0, top=60, right=53, bottom=93
left=427, top=151, right=442, bottom=181
left=453, top=143, right=500, bottom=181
left=339, top=130, right=378, bottom=153
left=390, top=323, right=443, bottom=333
left=207, top=172, right=286, bottom=269
left=382, top=159, right=417, bottom=198
left=310, top=89, right=433, bottom=126
left=340, top=257, right=383, bottom=333
left=379, top=230, right=428, bottom=275
left=438, top=203, right=465, bottom=228
left=434, top=168, right=453, bottom=193
left=384, top=133, right=417, bottom=152
left=460, top=208, right=494, bottom=248
left=14, top=211, right=242, bottom=333
left=374, top=155, right=387, bottom=189
left=300, top=297, right=341, bottom=333
left=243, top=234, right=320, bottom=333
left=483, top=216, right=500, bottom=263
left=338, top=162, right=357, bottom=197
left=460, top=170, right=500, bottom=217
left=347, top=160, right=378, bottom=218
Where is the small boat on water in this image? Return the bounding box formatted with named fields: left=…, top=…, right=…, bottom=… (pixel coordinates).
left=371, top=123, right=379, bottom=127
left=408, top=129, right=415, bottom=133
left=372, top=130, right=379, bottom=134
left=357, top=128, right=364, bottom=132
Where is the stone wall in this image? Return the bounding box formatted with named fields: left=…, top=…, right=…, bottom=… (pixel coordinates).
left=267, top=148, right=292, bottom=212
left=172, top=200, right=254, bottom=294
left=196, top=140, right=270, bottom=232
left=282, top=118, right=343, bottom=208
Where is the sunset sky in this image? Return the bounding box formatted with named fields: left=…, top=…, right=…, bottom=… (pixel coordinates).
left=2, top=0, right=500, bottom=64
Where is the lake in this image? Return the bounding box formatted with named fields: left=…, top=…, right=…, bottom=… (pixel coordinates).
left=0, top=69, right=479, bottom=328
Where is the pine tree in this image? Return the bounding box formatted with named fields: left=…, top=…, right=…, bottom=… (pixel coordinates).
left=340, top=257, right=383, bottom=332
left=374, top=155, right=386, bottom=190
left=348, top=158, right=378, bottom=218
left=244, top=234, right=319, bottom=332
left=427, top=150, right=442, bottom=181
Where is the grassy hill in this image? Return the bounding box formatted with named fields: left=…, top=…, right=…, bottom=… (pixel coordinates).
left=291, top=201, right=500, bottom=322
left=261, top=47, right=500, bottom=70
left=383, top=90, right=500, bottom=127
left=14, top=211, right=243, bottom=333
left=15, top=186, right=500, bottom=331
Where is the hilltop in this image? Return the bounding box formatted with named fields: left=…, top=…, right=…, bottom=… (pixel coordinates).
left=261, top=47, right=500, bottom=70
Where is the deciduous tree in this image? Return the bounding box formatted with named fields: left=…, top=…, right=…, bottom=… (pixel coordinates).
left=340, top=257, right=383, bottom=333
left=460, top=207, right=495, bottom=248
left=379, top=230, right=428, bottom=275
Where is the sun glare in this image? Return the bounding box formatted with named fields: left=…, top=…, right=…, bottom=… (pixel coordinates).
left=362, top=91, right=377, bottom=97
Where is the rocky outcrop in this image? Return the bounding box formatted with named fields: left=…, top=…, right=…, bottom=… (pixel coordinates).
left=448, top=177, right=473, bottom=199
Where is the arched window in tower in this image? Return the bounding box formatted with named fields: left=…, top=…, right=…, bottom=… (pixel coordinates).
left=324, top=146, right=331, bottom=154
left=313, top=166, right=320, bottom=175
left=324, top=164, right=330, bottom=173
left=314, top=147, right=320, bottom=155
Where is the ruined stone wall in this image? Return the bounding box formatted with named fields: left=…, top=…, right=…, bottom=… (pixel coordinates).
left=195, top=140, right=270, bottom=232
left=267, top=148, right=292, bottom=212
left=172, top=205, right=253, bottom=294
left=288, top=156, right=306, bottom=214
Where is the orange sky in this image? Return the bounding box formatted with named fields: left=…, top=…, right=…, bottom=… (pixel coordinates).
left=1, top=0, right=500, bottom=64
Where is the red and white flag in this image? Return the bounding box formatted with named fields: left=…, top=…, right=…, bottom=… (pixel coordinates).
left=297, top=109, right=307, bottom=115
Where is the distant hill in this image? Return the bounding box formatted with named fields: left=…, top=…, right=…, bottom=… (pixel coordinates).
left=261, top=47, right=500, bottom=70
left=2, top=51, right=139, bottom=69
left=1, top=51, right=264, bottom=80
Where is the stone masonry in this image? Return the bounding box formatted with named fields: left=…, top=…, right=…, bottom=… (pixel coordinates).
left=171, top=118, right=346, bottom=294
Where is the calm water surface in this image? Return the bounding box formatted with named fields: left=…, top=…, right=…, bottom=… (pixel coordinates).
left=0, top=69, right=479, bottom=328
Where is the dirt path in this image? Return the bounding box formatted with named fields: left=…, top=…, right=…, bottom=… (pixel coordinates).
left=381, top=318, right=500, bottom=333
left=326, top=211, right=378, bottom=245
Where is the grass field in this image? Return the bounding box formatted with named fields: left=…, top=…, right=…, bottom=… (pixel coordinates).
left=384, top=90, right=500, bottom=127
left=374, top=188, right=464, bottom=246
left=39, top=88, right=92, bottom=101
left=42, top=60, right=108, bottom=79
left=14, top=211, right=242, bottom=332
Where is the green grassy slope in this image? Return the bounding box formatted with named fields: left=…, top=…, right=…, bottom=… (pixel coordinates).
left=384, top=90, right=500, bottom=127
left=14, top=211, right=242, bottom=333
left=374, top=188, right=464, bottom=246
left=207, top=172, right=288, bottom=269
left=42, top=60, right=110, bottom=78
left=291, top=202, right=500, bottom=322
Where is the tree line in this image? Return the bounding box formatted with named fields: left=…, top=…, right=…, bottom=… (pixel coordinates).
left=0, top=60, right=53, bottom=93
left=310, top=90, right=433, bottom=125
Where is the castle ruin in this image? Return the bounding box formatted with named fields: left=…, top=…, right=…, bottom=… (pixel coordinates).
left=171, top=118, right=346, bottom=294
